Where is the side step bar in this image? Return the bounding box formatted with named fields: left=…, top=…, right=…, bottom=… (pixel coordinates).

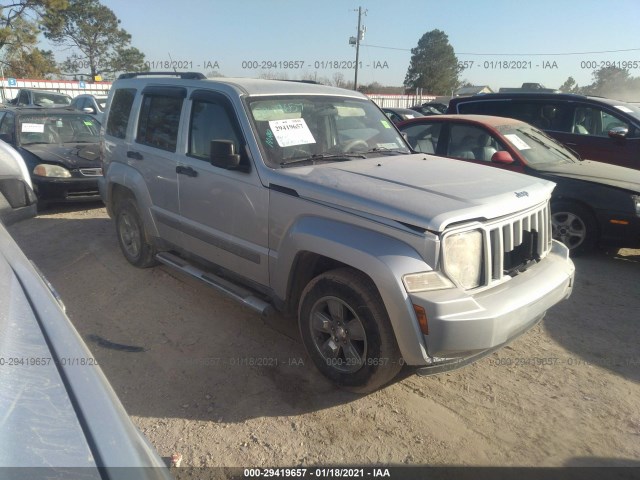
left=155, top=252, right=272, bottom=316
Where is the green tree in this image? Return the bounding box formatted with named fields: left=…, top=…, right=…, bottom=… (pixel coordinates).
left=41, top=0, right=146, bottom=80
left=404, top=29, right=462, bottom=95
left=0, top=0, right=66, bottom=77
left=558, top=76, right=582, bottom=94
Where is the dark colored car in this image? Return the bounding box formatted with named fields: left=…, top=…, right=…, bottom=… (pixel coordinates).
left=8, top=88, right=73, bottom=107
left=0, top=141, right=172, bottom=476
left=409, top=104, right=443, bottom=116
left=447, top=93, right=640, bottom=171
left=382, top=107, right=425, bottom=124
left=397, top=114, right=640, bottom=254
left=0, top=107, right=102, bottom=206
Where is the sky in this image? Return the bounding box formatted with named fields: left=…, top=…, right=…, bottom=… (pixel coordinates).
left=44, top=0, right=640, bottom=93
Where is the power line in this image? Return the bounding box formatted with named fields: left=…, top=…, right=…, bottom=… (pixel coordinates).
left=361, top=44, right=640, bottom=56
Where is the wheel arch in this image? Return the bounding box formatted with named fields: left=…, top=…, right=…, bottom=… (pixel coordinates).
left=272, top=216, right=432, bottom=365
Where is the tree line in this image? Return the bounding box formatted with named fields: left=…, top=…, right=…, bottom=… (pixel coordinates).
left=0, top=0, right=146, bottom=80
left=1, top=5, right=638, bottom=100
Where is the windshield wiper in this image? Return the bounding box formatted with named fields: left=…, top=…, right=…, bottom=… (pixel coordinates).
left=279, top=153, right=365, bottom=167
left=364, top=146, right=407, bottom=155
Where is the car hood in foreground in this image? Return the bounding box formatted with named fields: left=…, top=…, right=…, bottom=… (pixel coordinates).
left=21, top=143, right=101, bottom=169
left=275, top=154, right=555, bottom=232
left=534, top=160, right=640, bottom=192
left=0, top=235, right=97, bottom=468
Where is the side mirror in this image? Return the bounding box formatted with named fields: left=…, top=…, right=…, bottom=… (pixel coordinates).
left=83, top=107, right=96, bottom=114
left=0, top=142, right=37, bottom=225
left=491, top=150, right=515, bottom=164
left=210, top=140, right=242, bottom=170
left=0, top=133, right=15, bottom=145
left=608, top=126, right=628, bottom=140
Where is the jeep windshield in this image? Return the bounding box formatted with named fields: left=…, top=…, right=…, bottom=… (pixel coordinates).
left=497, top=124, right=579, bottom=167
left=247, top=95, right=411, bottom=167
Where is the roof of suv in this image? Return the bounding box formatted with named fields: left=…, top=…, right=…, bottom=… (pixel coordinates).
left=114, top=72, right=367, bottom=98
left=448, top=92, right=636, bottom=107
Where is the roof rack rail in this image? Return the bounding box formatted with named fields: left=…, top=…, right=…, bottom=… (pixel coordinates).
left=117, top=72, right=206, bottom=80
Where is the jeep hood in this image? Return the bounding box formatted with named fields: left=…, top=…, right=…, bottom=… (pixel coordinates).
left=533, top=160, right=640, bottom=192
left=274, top=154, right=555, bottom=232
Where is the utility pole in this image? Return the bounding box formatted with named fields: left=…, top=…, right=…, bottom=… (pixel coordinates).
left=349, top=7, right=366, bottom=91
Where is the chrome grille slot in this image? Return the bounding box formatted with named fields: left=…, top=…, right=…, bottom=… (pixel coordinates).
left=486, top=202, right=552, bottom=284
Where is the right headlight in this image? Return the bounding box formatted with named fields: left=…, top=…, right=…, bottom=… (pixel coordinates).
left=443, top=229, right=484, bottom=289
left=33, top=164, right=71, bottom=178
left=632, top=195, right=640, bottom=216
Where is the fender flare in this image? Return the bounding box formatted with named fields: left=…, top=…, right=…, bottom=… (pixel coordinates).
left=272, top=216, right=433, bottom=364
left=103, top=162, right=159, bottom=238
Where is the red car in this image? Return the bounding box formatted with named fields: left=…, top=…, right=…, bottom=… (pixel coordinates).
left=447, top=93, right=640, bottom=171
left=397, top=114, right=640, bottom=254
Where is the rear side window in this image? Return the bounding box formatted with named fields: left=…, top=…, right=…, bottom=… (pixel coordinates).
left=106, top=89, right=136, bottom=139
left=457, top=100, right=570, bottom=132
left=136, top=92, right=184, bottom=152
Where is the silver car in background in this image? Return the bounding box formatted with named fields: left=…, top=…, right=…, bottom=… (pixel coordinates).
left=0, top=141, right=172, bottom=478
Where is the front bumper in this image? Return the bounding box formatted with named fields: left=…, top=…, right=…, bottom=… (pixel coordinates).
left=409, top=240, right=574, bottom=370
left=33, top=175, right=101, bottom=203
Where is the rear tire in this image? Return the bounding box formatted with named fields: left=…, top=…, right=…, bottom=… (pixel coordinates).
left=298, top=268, right=402, bottom=393
left=115, top=197, right=158, bottom=268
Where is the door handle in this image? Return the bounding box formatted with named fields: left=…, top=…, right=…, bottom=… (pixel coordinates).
left=176, top=165, right=198, bottom=177
left=127, top=151, right=143, bottom=160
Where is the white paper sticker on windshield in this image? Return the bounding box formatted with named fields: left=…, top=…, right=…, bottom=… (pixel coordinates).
left=269, top=118, right=316, bottom=147
left=505, top=134, right=531, bottom=150
left=614, top=105, right=633, bottom=113
left=22, top=123, right=45, bottom=133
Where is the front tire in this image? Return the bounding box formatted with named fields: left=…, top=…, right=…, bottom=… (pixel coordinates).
left=298, top=268, right=402, bottom=393
left=551, top=201, right=597, bottom=255
left=115, top=197, right=158, bottom=268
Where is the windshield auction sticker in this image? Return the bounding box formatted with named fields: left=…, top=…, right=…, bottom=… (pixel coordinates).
left=269, top=118, right=316, bottom=147
left=21, top=123, right=45, bottom=133
left=504, top=134, right=531, bottom=150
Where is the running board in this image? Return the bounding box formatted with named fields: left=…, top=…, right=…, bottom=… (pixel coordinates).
left=155, top=252, right=272, bottom=315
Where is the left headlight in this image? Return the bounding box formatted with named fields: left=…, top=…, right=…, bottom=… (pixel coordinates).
left=632, top=195, right=640, bottom=216
left=443, top=229, right=484, bottom=289
left=33, top=164, right=72, bottom=178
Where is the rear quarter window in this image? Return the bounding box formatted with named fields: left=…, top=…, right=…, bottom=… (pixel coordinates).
left=106, top=89, right=136, bottom=139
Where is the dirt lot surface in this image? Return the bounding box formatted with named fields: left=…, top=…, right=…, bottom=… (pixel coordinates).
left=7, top=203, right=640, bottom=469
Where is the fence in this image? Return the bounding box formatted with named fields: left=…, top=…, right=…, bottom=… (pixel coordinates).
left=1, top=77, right=438, bottom=110
left=365, top=93, right=437, bottom=108
left=0, top=78, right=112, bottom=103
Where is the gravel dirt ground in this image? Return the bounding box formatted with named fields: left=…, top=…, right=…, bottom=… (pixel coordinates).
left=7, top=203, right=640, bottom=470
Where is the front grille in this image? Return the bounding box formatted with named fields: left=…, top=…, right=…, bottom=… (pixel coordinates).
left=79, top=168, right=103, bottom=177
left=485, top=201, right=552, bottom=284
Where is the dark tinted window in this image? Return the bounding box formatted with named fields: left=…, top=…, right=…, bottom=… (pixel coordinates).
left=106, top=89, right=136, bottom=139
left=457, top=100, right=570, bottom=132
left=189, top=100, right=241, bottom=161
left=0, top=112, right=14, bottom=136
left=136, top=94, right=183, bottom=152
